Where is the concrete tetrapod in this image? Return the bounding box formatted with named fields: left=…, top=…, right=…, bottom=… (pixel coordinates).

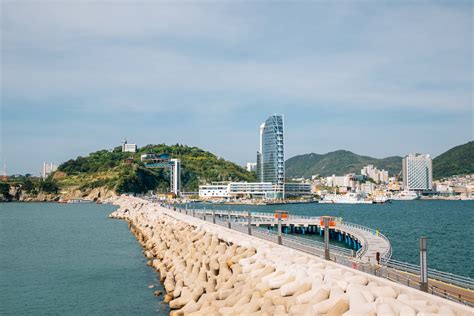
left=107, top=196, right=474, bottom=316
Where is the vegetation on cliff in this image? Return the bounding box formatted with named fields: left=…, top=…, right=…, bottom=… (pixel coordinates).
left=56, top=143, right=255, bottom=194
left=0, top=175, right=59, bottom=201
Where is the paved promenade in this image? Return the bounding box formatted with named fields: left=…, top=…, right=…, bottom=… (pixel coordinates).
left=188, top=208, right=391, bottom=263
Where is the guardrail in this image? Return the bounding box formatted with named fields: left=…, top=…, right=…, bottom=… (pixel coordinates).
left=158, top=203, right=473, bottom=307
left=385, top=259, right=474, bottom=291
left=189, top=207, right=375, bottom=257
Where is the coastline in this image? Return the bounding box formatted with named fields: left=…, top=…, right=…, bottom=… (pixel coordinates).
left=108, top=196, right=473, bottom=315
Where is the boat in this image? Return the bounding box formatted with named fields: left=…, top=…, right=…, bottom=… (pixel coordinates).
left=67, top=199, right=94, bottom=204
left=392, top=190, right=420, bottom=201
left=320, top=193, right=373, bottom=204
left=373, top=195, right=390, bottom=204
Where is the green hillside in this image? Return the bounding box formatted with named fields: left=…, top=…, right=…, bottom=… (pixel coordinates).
left=433, top=141, right=474, bottom=179
left=56, top=144, right=255, bottom=193
left=285, top=150, right=402, bottom=178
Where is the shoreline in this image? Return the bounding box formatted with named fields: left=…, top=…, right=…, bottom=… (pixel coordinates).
left=108, top=196, right=473, bottom=315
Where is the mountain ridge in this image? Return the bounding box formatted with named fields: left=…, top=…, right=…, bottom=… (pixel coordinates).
left=285, top=150, right=403, bottom=178
left=432, top=141, right=474, bottom=179
left=286, top=142, right=474, bottom=179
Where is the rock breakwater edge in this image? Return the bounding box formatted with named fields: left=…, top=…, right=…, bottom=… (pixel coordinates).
left=108, top=196, right=472, bottom=316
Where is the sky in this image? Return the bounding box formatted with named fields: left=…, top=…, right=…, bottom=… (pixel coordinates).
left=1, top=1, right=473, bottom=175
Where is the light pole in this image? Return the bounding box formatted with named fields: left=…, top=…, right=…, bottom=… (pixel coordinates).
left=420, top=237, right=428, bottom=292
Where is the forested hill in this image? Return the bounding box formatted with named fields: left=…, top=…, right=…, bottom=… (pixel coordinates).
left=285, top=150, right=402, bottom=178
left=433, top=141, right=474, bottom=179
left=56, top=144, right=255, bottom=193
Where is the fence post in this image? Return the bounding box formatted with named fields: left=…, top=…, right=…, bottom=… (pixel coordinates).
left=324, top=217, right=330, bottom=260
left=247, top=211, right=252, bottom=235
left=212, top=209, right=216, bottom=224
left=185, top=204, right=188, bottom=215
left=420, top=237, right=428, bottom=292
left=203, top=207, right=206, bottom=221
left=192, top=208, right=195, bottom=217
left=277, top=216, right=282, bottom=245
left=228, top=210, right=231, bottom=229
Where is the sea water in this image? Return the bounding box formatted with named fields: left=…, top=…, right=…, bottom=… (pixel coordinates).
left=0, top=203, right=169, bottom=315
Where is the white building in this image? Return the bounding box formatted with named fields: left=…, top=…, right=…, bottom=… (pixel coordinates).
left=122, top=140, right=137, bottom=153
left=199, top=182, right=288, bottom=200
left=361, top=165, right=389, bottom=184
left=228, top=182, right=274, bottom=198
left=170, top=159, right=181, bottom=195
left=199, top=183, right=230, bottom=199
left=246, top=162, right=257, bottom=172
left=42, top=162, right=57, bottom=179
left=360, top=182, right=375, bottom=194
left=326, top=175, right=352, bottom=187
left=402, top=153, right=433, bottom=191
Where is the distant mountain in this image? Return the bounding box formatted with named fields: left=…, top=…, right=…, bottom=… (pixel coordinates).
left=285, top=150, right=402, bottom=178
left=433, top=141, right=474, bottom=179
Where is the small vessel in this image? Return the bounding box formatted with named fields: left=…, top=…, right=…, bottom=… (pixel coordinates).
left=373, top=195, right=390, bottom=204
left=320, top=193, right=373, bottom=204
left=392, top=190, right=420, bottom=201
left=67, top=199, right=93, bottom=204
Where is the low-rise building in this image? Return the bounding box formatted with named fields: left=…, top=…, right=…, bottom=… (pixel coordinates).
left=284, top=183, right=312, bottom=197
left=122, top=140, right=137, bottom=153
left=199, top=181, right=312, bottom=200
left=228, top=182, right=274, bottom=199
left=198, top=183, right=230, bottom=199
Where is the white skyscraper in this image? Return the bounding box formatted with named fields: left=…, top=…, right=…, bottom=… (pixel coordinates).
left=402, top=153, right=433, bottom=191
left=256, top=115, right=285, bottom=198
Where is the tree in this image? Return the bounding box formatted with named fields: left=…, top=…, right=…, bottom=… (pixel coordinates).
left=0, top=183, right=12, bottom=201
left=39, top=179, right=59, bottom=194
left=22, top=178, right=35, bottom=193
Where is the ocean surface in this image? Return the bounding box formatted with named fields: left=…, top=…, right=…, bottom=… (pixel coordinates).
left=0, top=203, right=169, bottom=315
left=191, top=200, right=474, bottom=278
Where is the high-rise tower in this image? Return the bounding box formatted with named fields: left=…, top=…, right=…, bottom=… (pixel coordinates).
left=402, top=153, right=433, bottom=191
left=256, top=115, right=285, bottom=196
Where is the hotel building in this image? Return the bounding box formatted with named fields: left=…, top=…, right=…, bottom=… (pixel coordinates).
left=402, top=153, right=433, bottom=191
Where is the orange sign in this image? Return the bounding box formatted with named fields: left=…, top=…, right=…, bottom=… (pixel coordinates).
left=274, top=210, right=289, bottom=219
left=320, top=216, right=336, bottom=228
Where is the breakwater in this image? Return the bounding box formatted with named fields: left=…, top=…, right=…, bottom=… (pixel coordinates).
left=109, top=196, right=473, bottom=315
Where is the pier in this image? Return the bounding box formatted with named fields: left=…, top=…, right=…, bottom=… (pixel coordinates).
left=176, top=207, right=391, bottom=263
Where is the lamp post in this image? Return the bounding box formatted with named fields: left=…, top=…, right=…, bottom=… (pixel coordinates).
left=420, top=237, right=428, bottom=292
left=247, top=211, right=252, bottom=235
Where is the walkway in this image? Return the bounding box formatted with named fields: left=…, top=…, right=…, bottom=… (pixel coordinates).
left=179, top=207, right=391, bottom=263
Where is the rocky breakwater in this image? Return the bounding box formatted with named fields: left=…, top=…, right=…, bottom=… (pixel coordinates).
left=109, top=196, right=473, bottom=316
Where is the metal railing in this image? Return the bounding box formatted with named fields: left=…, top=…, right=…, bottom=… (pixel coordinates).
left=185, top=207, right=376, bottom=257
left=384, top=259, right=474, bottom=290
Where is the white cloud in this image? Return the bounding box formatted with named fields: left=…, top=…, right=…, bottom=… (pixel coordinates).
left=1, top=1, right=472, bottom=173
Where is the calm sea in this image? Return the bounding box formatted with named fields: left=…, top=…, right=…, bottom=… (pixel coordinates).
left=1, top=201, right=472, bottom=315
left=191, top=200, right=474, bottom=278
left=0, top=203, right=169, bottom=315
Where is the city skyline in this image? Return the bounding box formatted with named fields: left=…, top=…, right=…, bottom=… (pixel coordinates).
left=1, top=2, right=473, bottom=175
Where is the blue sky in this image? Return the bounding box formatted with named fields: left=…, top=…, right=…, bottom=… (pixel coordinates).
left=1, top=1, right=473, bottom=175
